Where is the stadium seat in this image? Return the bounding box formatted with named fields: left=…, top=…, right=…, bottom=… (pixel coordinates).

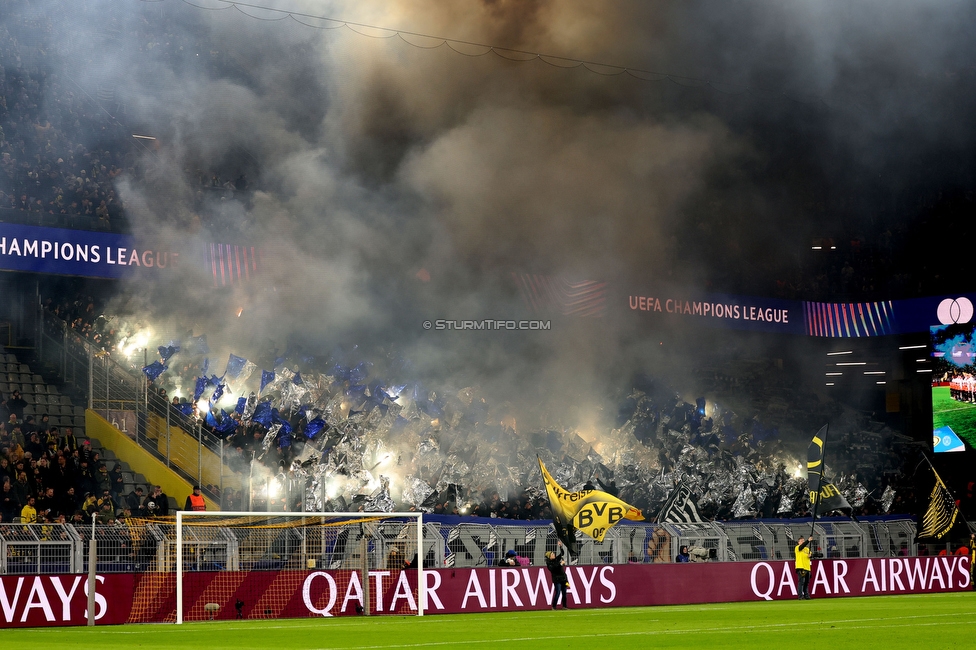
left=23, top=394, right=35, bottom=405
left=0, top=381, right=9, bottom=392
left=24, top=405, right=35, bottom=415
left=73, top=416, right=86, bottom=427
left=31, top=374, right=43, bottom=383
left=60, top=395, right=73, bottom=405
left=73, top=406, right=86, bottom=416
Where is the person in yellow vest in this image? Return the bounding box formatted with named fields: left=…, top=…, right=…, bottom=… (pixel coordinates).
left=795, top=536, right=813, bottom=600
left=184, top=485, right=206, bottom=511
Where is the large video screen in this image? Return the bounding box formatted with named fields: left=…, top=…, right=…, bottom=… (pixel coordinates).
left=931, top=324, right=976, bottom=452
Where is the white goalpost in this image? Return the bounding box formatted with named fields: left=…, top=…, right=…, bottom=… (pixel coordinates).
left=174, top=511, right=424, bottom=623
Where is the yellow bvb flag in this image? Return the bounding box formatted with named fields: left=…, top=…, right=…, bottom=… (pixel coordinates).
left=919, top=467, right=958, bottom=540
left=538, top=458, right=643, bottom=543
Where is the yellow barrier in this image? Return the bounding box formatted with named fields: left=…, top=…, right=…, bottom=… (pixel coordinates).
left=85, top=410, right=213, bottom=511
left=144, top=413, right=233, bottom=493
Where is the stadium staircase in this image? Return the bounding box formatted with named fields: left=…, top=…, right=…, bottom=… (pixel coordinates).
left=3, top=344, right=187, bottom=512
left=23, top=309, right=246, bottom=508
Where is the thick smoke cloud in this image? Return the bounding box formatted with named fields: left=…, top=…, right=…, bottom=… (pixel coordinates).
left=10, top=1, right=975, bottom=502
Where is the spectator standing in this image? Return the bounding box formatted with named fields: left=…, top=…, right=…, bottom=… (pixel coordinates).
left=795, top=536, right=813, bottom=600
left=2, top=391, right=28, bottom=421
left=144, top=485, right=169, bottom=516
left=184, top=485, right=206, bottom=511
left=126, top=486, right=145, bottom=515
left=21, top=495, right=38, bottom=523
left=545, top=543, right=570, bottom=610
left=1, top=481, right=21, bottom=521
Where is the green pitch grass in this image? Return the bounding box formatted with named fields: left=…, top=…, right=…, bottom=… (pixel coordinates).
left=3, top=593, right=975, bottom=649
left=932, top=385, right=976, bottom=448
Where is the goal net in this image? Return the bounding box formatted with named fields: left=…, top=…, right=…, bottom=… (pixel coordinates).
left=174, top=511, right=424, bottom=623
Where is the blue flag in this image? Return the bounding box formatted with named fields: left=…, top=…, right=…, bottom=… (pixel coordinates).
left=278, top=427, right=292, bottom=448
left=304, top=418, right=327, bottom=440
left=225, top=354, right=247, bottom=378
left=350, top=362, right=371, bottom=383
left=260, top=370, right=274, bottom=393
left=215, top=415, right=239, bottom=437
left=158, top=345, right=180, bottom=363
left=209, top=382, right=225, bottom=406
left=293, top=371, right=304, bottom=385
left=201, top=358, right=210, bottom=377
left=252, top=401, right=274, bottom=427
left=142, top=361, right=167, bottom=382
left=177, top=402, right=195, bottom=416
left=235, top=397, right=247, bottom=415
left=193, top=376, right=208, bottom=401
left=272, top=410, right=292, bottom=434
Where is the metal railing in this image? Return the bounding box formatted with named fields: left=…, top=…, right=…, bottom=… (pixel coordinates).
left=0, top=523, right=83, bottom=574
left=35, top=309, right=243, bottom=506
left=0, top=516, right=939, bottom=575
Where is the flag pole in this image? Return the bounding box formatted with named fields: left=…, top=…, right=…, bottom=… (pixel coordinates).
left=537, top=456, right=568, bottom=556
left=919, top=451, right=969, bottom=529
left=808, top=426, right=827, bottom=542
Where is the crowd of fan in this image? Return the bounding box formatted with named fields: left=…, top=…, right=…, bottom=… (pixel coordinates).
left=0, top=10, right=131, bottom=231
left=0, top=389, right=179, bottom=525
left=0, top=1, right=251, bottom=237
left=0, top=2, right=946, bottom=527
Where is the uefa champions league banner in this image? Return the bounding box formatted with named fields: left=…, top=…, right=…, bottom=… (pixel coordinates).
left=0, top=223, right=181, bottom=278
left=2, top=557, right=969, bottom=627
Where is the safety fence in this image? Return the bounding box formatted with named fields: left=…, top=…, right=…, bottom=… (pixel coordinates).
left=1, top=515, right=947, bottom=575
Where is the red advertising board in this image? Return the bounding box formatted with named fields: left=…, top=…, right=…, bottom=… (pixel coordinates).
left=2, top=556, right=969, bottom=627
left=0, top=574, right=134, bottom=627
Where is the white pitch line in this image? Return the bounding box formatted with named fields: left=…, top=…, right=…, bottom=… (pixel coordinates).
left=300, top=616, right=976, bottom=650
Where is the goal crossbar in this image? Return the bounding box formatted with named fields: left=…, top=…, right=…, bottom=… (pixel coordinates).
left=175, top=511, right=424, bottom=623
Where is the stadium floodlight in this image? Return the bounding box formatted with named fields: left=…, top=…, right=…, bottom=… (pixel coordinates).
left=175, top=511, right=424, bottom=624
left=826, top=350, right=853, bottom=356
